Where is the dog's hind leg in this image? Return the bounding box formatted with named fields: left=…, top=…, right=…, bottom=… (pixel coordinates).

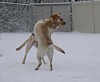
left=47, top=48, right=54, bottom=71
left=41, top=57, right=46, bottom=64
left=22, top=40, right=33, bottom=64
left=35, top=55, right=42, bottom=70
left=35, top=47, right=46, bottom=70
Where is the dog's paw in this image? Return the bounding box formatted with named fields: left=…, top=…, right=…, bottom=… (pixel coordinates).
left=34, top=68, right=38, bottom=71
left=61, top=50, right=65, bottom=54
left=22, top=61, right=25, bottom=64
left=62, top=51, right=65, bottom=54
left=16, top=48, right=19, bottom=51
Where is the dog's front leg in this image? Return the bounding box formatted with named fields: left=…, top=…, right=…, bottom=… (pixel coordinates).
left=50, top=59, right=53, bottom=71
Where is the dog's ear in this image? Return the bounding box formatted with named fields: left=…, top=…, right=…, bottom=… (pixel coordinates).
left=59, top=13, right=61, bottom=15
left=50, top=13, right=60, bottom=20
left=51, top=14, right=57, bottom=20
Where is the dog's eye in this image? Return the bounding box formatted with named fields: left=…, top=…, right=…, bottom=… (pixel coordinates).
left=60, top=18, right=63, bottom=21
left=58, top=16, right=60, bottom=18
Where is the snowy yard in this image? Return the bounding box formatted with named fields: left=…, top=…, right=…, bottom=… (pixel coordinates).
left=0, top=32, right=100, bottom=82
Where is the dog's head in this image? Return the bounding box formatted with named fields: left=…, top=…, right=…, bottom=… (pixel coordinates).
left=50, top=13, right=61, bottom=21
left=52, top=18, right=66, bottom=31
left=59, top=18, right=66, bottom=26
left=50, top=13, right=66, bottom=30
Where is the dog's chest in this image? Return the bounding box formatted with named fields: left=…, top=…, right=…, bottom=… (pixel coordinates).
left=48, top=27, right=54, bottom=34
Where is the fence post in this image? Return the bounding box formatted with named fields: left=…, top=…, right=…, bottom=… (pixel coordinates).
left=71, top=0, right=75, bottom=32
left=50, top=4, right=52, bottom=15
left=92, top=0, right=95, bottom=33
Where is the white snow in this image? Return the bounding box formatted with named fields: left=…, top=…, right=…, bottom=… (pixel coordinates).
left=0, top=32, right=100, bottom=82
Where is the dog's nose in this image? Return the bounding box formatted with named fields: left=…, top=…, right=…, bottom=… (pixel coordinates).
left=63, top=22, right=66, bottom=25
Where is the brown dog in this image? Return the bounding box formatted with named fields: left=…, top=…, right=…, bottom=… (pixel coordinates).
left=34, top=13, right=65, bottom=71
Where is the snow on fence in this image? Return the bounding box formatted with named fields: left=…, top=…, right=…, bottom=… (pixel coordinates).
left=0, top=2, right=72, bottom=32
left=0, top=2, right=34, bottom=32
left=72, top=1, right=100, bottom=33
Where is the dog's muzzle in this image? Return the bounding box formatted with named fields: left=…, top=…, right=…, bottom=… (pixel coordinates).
left=62, top=21, right=66, bottom=25
left=60, top=18, right=66, bottom=25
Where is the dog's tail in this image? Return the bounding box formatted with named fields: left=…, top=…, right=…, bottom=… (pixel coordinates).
left=16, top=38, right=29, bottom=51
left=49, top=44, right=65, bottom=54
left=53, top=44, right=65, bottom=54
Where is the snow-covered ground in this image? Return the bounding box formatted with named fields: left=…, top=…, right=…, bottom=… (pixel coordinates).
left=0, top=32, right=100, bottom=82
